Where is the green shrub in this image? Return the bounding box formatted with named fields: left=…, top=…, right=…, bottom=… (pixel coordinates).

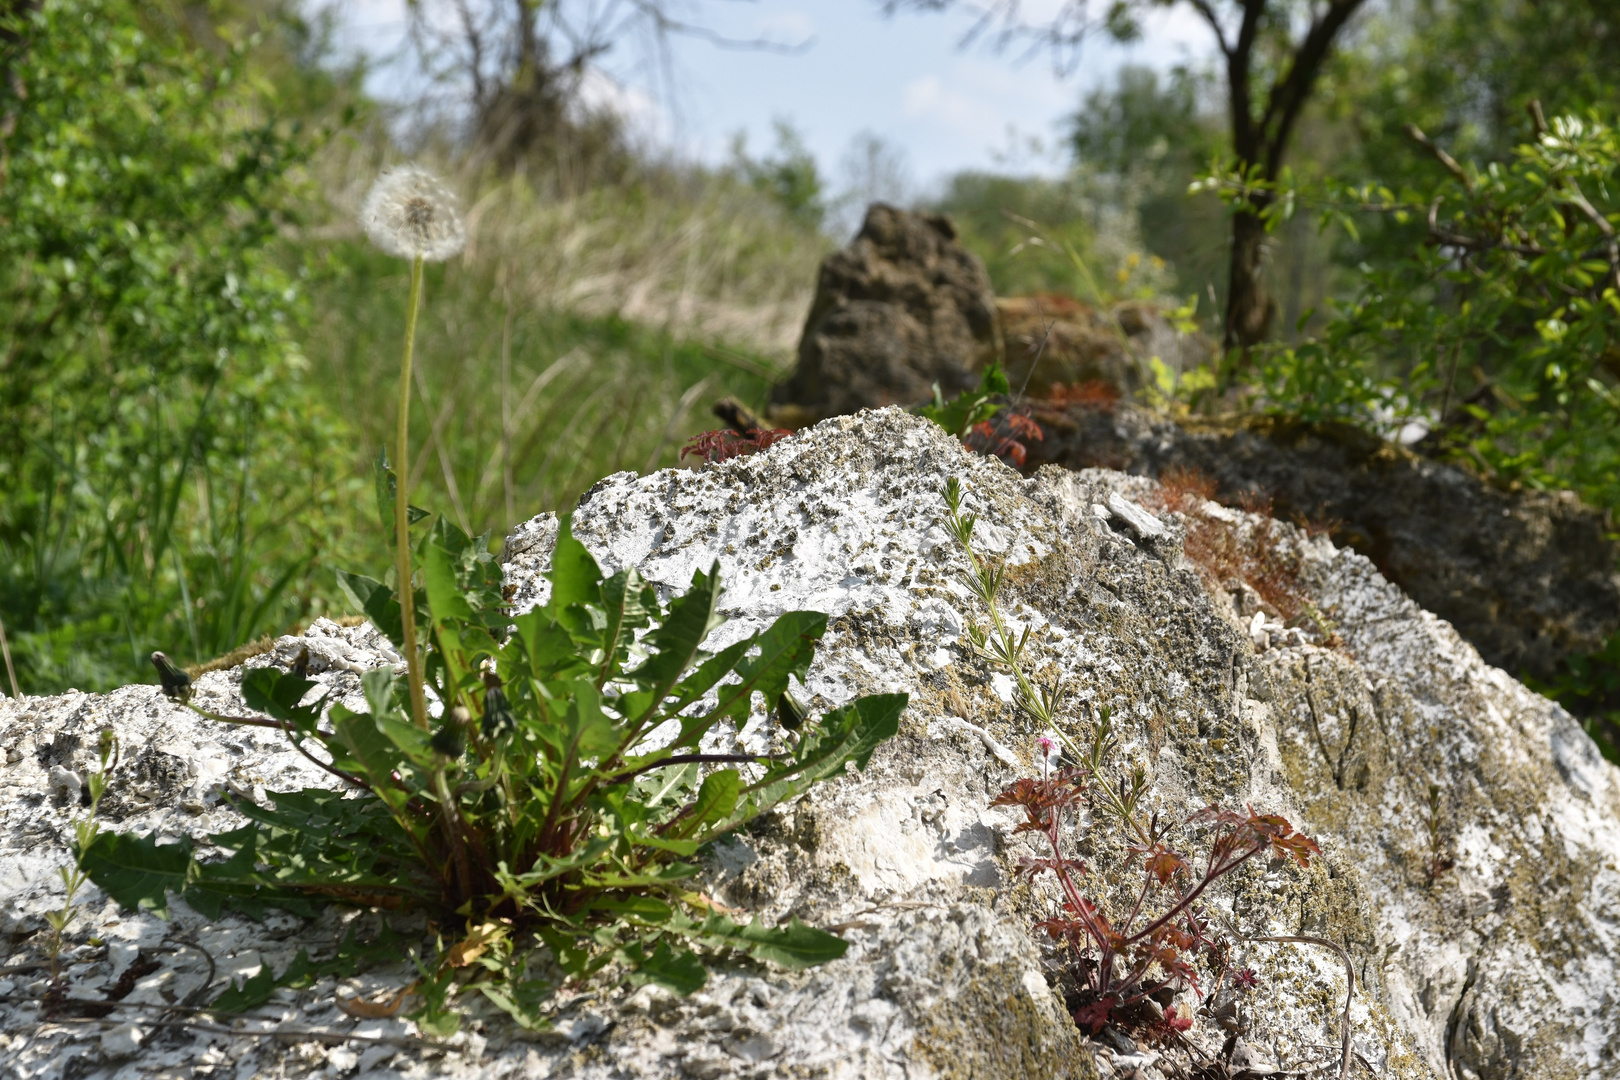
left=1225, top=113, right=1620, bottom=514
left=0, top=0, right=344, bottom=692
left=1203, top=111, right=1620, bottom=759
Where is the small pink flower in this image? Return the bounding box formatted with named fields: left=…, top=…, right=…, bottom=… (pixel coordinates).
left=1036, top=734, right=1058, bottom=778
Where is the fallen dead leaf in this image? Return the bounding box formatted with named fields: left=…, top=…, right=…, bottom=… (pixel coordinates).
left=335, top=983, right=415, bottom=1019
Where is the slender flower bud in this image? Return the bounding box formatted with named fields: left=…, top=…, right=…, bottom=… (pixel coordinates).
left=431, top=705, right=471, bottom=760
left=482, top=672, right=515, bottom=739
left=359, top=166, right=466, bottom=262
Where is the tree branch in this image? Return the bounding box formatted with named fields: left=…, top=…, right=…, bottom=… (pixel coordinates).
left=1186, top=0, right=1232, bottom=57
left=1405, top=123, right=1473, bottom=193
left=1258, top=0, right=1369, bottom=177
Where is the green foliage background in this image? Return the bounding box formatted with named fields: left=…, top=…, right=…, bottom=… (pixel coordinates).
left=0, top=0, right=355, bottom=692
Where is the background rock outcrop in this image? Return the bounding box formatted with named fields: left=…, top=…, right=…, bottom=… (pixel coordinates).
left=770, top=204, right=1000, bottom=423
left=997, top=294, right=1214, bottom=398
left=1028, top=401, right=1620, bottom=683
left=3, top=410, right=1617, bottom=1078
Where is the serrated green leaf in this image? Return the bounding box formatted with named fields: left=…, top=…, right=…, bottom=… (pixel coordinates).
left=332, top=711, right=412, bottom=810
left=624, top=939, right=706, bottom=995
left=546, top=520, right=602, bottom=613
left=78, top=830, right=193, bottom=918
left=212, top=964, right=278, bottom=1012
left=373, top=449, right=429, bottom=540
left=586, top=895, right=674, bottom=925
left=697, top=914, right=848, bottom=969
left=581, top=862, right=700, bottom=888
left=664, top=769, right=740, bottom=841
left=212, top=927, right=404, bottom=1012
left=422, top=540, right=477, bottom=622
left=240, top=667, right=325, bottom=732
left=625, top=562, right=724, bottom=727
left=596, top=568, right=654, bottom=687
left=631, top=760, right=701, bottom=811
left=475, top=978, right=555, bottom=1030
left=733, top=693, right=907, bottom=824
left=335, top=569, right=403, bottom=646
left=682, top=611, right=826, bottom=745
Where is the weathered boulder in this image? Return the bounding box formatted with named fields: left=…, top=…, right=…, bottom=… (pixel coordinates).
left=1028, top=401, right=1620, bottom=685
left=997, top=294, right=1215, bottom=398
left=2, top=409, right=1617, bottom=1079
left=771, top=204, right=1000, bottom=423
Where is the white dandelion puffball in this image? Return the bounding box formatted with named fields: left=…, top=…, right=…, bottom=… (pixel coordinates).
left=359, top=166, right=466, bottom=262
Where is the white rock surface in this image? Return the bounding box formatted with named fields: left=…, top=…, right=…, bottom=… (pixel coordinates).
left=1, top=408, right=1615, bottom=1079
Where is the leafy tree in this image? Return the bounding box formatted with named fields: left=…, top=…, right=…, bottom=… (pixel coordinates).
left=931, top=172, right=1102, bottom=297
left=884, top=0, right=1372, bottom=349
left=402, top=0, right=807, bottom=182
left=731, top=119, right=826, bottom=230
left=828, top=130, right=913, bottom=238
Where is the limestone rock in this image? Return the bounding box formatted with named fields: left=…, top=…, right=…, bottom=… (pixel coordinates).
left=2, top=409, right=1616, bottom=1079
left=1029, top=401, right=1620, bottom=684
left=771, top=204, right=1000, bottom=422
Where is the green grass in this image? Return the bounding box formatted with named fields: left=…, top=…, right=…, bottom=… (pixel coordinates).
left=305, top=240, right=793, bottom=549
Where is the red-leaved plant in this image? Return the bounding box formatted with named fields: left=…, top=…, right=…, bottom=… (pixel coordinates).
left=681, top=427, right=793, bottom=464
left=994, top=708, right=1320, bottom=1039
left=966, top=409, right=1043, bottom=468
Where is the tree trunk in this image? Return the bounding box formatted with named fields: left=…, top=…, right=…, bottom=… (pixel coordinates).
left=1223, top=202, right=1275, bottom=350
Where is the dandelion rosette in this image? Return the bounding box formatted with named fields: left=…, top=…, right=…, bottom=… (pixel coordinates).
left=359, top=166, right=466, bottom=261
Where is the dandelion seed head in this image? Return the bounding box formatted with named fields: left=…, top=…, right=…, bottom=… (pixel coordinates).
left=359, top=166, right=466, bottom=261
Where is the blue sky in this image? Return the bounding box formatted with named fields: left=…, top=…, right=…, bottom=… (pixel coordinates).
left=319, top=0, right=1213, bottom=192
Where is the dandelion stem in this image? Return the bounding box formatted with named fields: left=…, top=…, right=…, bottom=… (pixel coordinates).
left=396, top=254, right=429, bottom=730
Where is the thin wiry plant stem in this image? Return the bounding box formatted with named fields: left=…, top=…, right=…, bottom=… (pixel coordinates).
left=0, top=611, right=19, bottom=697
left=396, top=254, right=429, bottom=730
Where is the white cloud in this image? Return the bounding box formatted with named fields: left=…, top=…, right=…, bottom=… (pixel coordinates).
left=579, top=68, right=664, bottom=130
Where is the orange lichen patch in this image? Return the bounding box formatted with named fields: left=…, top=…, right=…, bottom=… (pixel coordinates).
left=1146, top=469, right=1307, bottom=623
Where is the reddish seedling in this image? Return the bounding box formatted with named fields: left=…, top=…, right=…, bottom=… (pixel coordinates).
left=966, top=410, right=1043, bottom=468
left=992, top=710, right=1319, bottom=1040
left=681, top=427, right=793, bottom=463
